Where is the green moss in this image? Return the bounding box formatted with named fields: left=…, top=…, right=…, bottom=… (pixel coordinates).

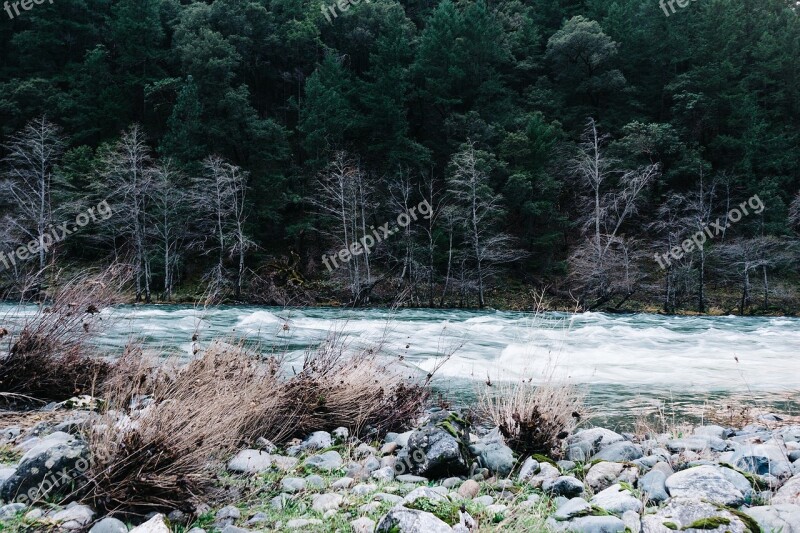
left=685, top=517, right=731, bottom=529
left=723, top=507, right=763, bottom=533
left=662, top=522, right=679, bottom=530
left=530, top=454, right=559, bottom=468
left=618, top=481, right=635, bottom=493
left=437, top=420, right=460, bottom=438
left=718, top=462, right=765, bottom=491
left=405, top=497, right=460, bottom=526
left=0, top=445, right=21, bottom=463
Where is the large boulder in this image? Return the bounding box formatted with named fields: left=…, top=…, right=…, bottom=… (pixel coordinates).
left=0, top=432, right=89, bottom=504
left=227, top=450, right=272, bottom=474
left=742, top=504, right=800, bottom=533
left=773, top=474, right=800, bottom=505
left=404, top=412, right=470, bottom=479
left=566, top=428, right=624, bottom=462
left=590, top=484, right=642, bottom=516
left=664, top=465, right=744, bottom=507
left=376, top=507, right=453, bottom=533
left=640, top=498, right=749, bottom=532
left=729, top=444, right=793, bottom=478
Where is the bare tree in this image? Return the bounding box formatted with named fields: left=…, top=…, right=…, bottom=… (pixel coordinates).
left=100, top=124, right=155, bottom=302
left=192, top=156, right=254, bottom=299
left=789, top=191, right=800, bottom=232
left=150, top=160, right=190, bottom=301
left=448, top=143, right=522, bottom=308
left=568, top=118, right=659, bottom=309
left=718, top=236, right=789, bottom=314
left=1, top=116, right=65, bottom=271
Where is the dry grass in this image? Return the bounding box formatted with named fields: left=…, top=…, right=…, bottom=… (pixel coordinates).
left=478, top=379, right=586, bottom=458
left=82, top=334, right=437, bottom=514
left=0, top=264, right=130, bottom=403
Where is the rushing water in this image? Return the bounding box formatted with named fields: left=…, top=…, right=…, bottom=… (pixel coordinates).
left=2, top=304, right=798, bottom=420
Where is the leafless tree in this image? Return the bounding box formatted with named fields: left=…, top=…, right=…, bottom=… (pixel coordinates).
left=1, top=116, right=65, bottom=271
left=789, top=191, right=800, bottom=232
left=568, top=118, right=659, bottom=309
left=717, top=236, right=789, bottom=314
left=150, top=160, right=190, bottom=301
left=448, top=143, right=523, bottom=308
left=192, top=156, right=254, bottom=299
left=419, top=172, right=446, bottom=307
left=99, top=124, right=155, bottom=302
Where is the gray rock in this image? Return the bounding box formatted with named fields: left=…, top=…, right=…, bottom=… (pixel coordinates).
left=404, top=486, right=449, bottom=505
left=51, top=504, right=96, bottom=530
left=129, top=514, right=170, bottom=533
left=406, top=411, right=471, bottom=478
left=590, top=484, right=642, bottom=516
left=270, top=494, right=288, bottom=510
left=639, top=470, right=668, bottom=503
left=301, top=431, right=332, bottom=451
left=227, top=450, right=272, bottom=474
left=271, top=455, right=299, bottom=471
left=543, top=476, right=585, bottom=498
left=474, top=495, right=494, bottom=506
left=0, top=432, right=89, bottom=503
left=394, top=431, right=413, bottom=448
left=363, top=455, right=381, bottom=472
left=376, top=507, right=453, bottom=533
left=585, top=462, right=624, bottom=492
left=773, top=474, right=800, bottom=504
left=592, top=441, right=643, bottom=462
left=354, top=443, right=377, bottom=459
left=351, top=517, right=377, bottom=533
left=303, top=450, right=343, bottom=471
left=381, top=442, right=399, bottom=455
left=517, top=457, right=540, bottom=481
left=371, top=466, right=395, bottom=481
left=694, top=425, right=729, bottom=439
left=286, top=519, right=322, bottom=529
left=214, top=506, right=240, bottom=528
left=311, top=493, right=343, bottom=512
left=729, top=444, right=793, bottom=478
left=352, top=483, right=377, bottom=495
left=221, top=527, right=251, bottom=533
left=331, top=477, right=354, bottom=489
left=89, top=517, right=128, bottom=533
left=526, top=462, right=560, bottom=489
left=621, top=510, right=641, bottom=533
left=743, top=504, right=800, bottom=533
left=0, top=503, right=26, bottom=519
left=640, top=497, right=748, bottom=532
left=548, top=515, right=626, bottom=532
left=716, top=465, right=754, bottom=500
left=567, top=428, right=625, bottom=461
left=0, top=468, right=15, bottom=488
left=280, top=477, right=306, bottom=493
left=186, top=529, right=206, bottom=533
left=552, top=497, right=591, bottom=520
left=245, top=512, right=268, bottom=525
left=665, top=464, right=744, bottom=506
left=397, top=474, right=428, bottom=483
left=468, top=428, right=515, bottom=477
left=666, top=436, right=728, bottom=453
left=332, top=427, right=349, bottom=442
left=254, top=437, right=277, bottom=453
left=375, top=493, right=404, bottom=505
left=305, top=474, right=326, bottom=489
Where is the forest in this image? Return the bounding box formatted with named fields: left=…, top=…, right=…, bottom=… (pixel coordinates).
left=1, top=0, right=799, bottom=313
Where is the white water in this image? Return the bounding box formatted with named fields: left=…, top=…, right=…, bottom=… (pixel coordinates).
left=2, top=305, right=798, bottom=412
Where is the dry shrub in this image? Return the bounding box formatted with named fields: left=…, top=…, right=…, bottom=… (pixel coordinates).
left=84, top=335, right=436, bottom=514
left=0, top=265, right=130, bottom=402
left=478, top=379, right=586, bottom=458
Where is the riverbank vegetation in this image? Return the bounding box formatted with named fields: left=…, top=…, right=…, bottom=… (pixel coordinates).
left=2, top=0, right=799, bottom=315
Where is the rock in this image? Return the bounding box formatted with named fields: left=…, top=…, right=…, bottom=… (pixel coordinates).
left=376, top=507, right=453, bottom=533
left=371, top=466, right=395, bottom=481
left=517, top=457, right=540, bottom=481
left=665, top=465, right=744, bottom=506
left=394, top=431, right=413, bottom=448
left=592, top=441, right=643, bottom=462
left=639, top=470, right=668, bottom=503
left=0, top=468, right=15, bottom=488
left=89, top=517, right=128, bottom=533
left=468, top=428, right=515, bottom=477
left=397, top=474, right=428, bottom=483
left=354, top=443, right=377, bottom=459
left=227, top=450, right=272, bottom=474
left=586, top=462, right=624, bottom=492
left=304, top=450, right=343, bottom=471
left=381, top=442, right=399, bottom=455
left=567, top=428, right=625, bottom=461
left=186, top=529, right=206, bottom=533
left=280, top=477, right=306, bottom=493
left=245, top=512, right=268, bottom=525
left=730, top=444, right=794, bottom=478
left=305, top=474, right=326, bottom=490
left=351, top=517, right=377, bottom=533
left=694, top=425, right=729, bottom=440
left=622, top=510, right=641, bottom=533
left=254, top=437, right=277, bottom=453
left=221, top=527, right=251, bottom=533
left=457, top=479, right=480, bottom=499
left=332, top=427, right=349, bottom=442
left=666, top=436, right=728, bottom=453
left=311, top=493, right=343, bottom=512
left=214, top=506, right=241, bottom=528
left=716, top=466, right=754, bottom=500
left=0, top=503, right=26, bottom=519
left=24, top=509, right=43, bottom=520
left=129, top=514, right=170, bottom=533
left=404, top=486, right=449, bottom=505
left=271, top=455, right=299, bottom=471
left=51, top=504, right=96, bottom=530
left=527, top=462, right=560, bottom=489
left=548, top=515, right=626, bottom=532
left=301, top=431, right=332, bottom=451
left=590, top=484, right=642, bottom=516
left=363, top=455, right=381, bottom=472
left=552, top=497, right=591, bottom=520
left=0, top=432, right=89, bottom=504
left=406, top=411, right=471, bottom=478
left=286, top=519, right=323, bottom=529
left=774, top=474, right=800, bottom=504
left=331, top=477, right=354, bottom=489
left=543, top=476, right=585, bottom=498
left=352, top=483, right=378, bottom=495
left=640, top=497, right=748, bottom=532
left=270, top=494, right=288, bottom=510
left=743, top=504, right=800, bottom=533
left=474, top=495, right=494, bottom=506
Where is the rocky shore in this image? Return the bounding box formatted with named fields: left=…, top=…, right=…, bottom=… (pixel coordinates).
left=1, top=404, right=800, bottom=533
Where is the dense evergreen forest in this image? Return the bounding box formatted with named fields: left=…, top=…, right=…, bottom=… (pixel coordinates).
left=1, top=0, right=799, bottom=313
